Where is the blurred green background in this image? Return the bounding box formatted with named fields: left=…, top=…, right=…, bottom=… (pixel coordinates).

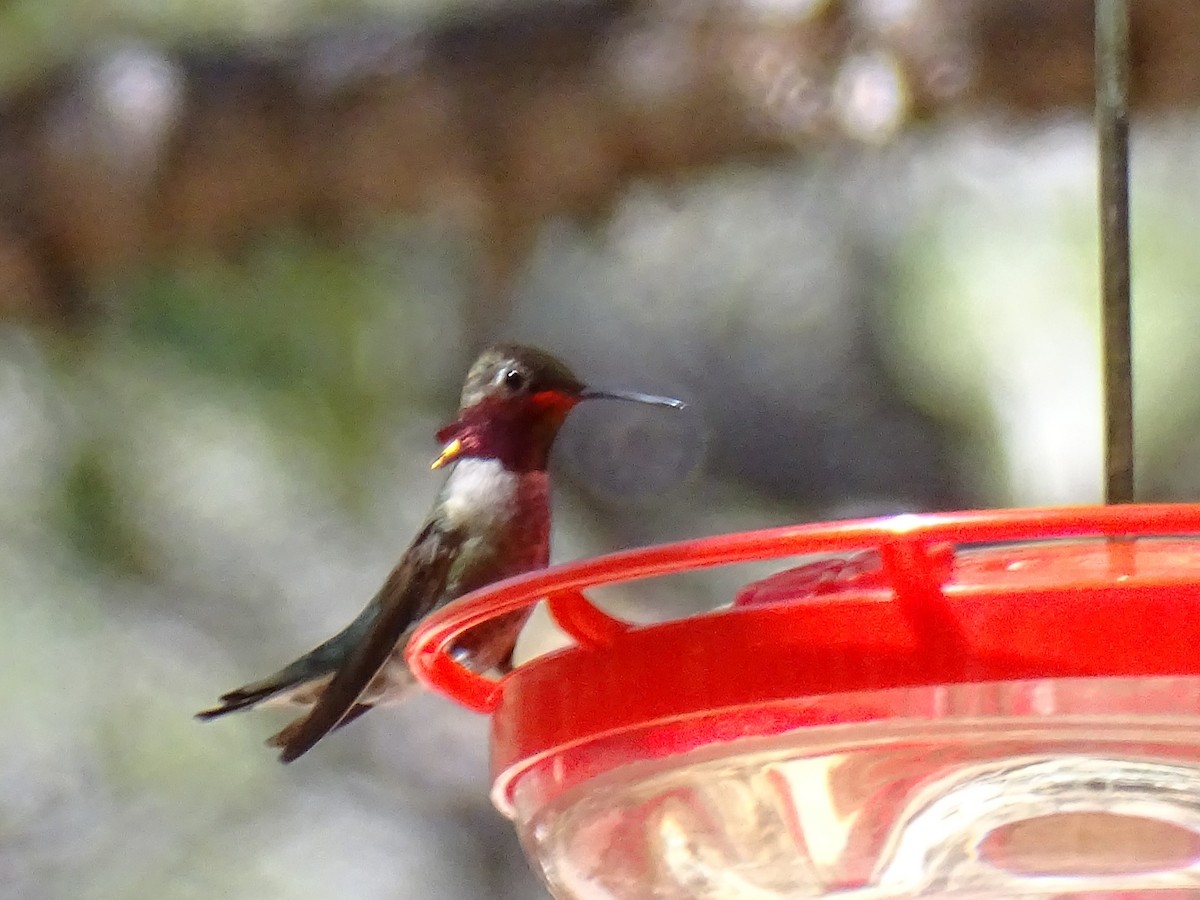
left=4, top=0, right=1200, bottom=897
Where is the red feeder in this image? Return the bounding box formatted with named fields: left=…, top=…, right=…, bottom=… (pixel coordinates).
left=409, top=505, right=1200, bottom=897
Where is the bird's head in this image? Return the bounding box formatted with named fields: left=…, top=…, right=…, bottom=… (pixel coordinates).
left=432, top=344, right=684, bottom=473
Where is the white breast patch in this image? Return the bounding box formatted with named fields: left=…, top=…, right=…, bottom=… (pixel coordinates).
left=440, top=458, right=520, bottom=532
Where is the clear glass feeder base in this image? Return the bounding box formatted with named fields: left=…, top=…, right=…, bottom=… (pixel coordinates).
left=515, top=678, right=1200, bottom=899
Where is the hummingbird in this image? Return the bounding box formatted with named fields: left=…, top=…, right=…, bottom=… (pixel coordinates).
left=197, top=343, right=685, bottom=762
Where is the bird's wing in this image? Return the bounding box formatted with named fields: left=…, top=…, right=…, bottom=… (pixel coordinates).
left=274, top=521, right=465, bottom=763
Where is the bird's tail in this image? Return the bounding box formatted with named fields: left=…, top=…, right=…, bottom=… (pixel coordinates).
left=195, top=661, right=330, bottom=720
left=197, top=599, right=382, bottom=721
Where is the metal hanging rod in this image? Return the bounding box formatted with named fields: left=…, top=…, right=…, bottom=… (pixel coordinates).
left=1097, top=0, right=1133, bottom=504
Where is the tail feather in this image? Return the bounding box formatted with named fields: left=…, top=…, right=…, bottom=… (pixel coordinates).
left=196, top=654, right=341, bottom=720
left=195, top=671, right=318, bottom=720
left=197, top=599, right=382, bottom=722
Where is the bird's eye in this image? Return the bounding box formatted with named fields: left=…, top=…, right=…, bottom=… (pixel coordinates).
left=502, top=368, right=526, bottom=392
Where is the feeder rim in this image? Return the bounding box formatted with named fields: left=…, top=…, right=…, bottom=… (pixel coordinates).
left=407, top=503, right=1200, bottom=713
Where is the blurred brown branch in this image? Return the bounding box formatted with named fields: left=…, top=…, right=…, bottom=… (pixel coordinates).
left=0, top=0, right=1195, bottom=333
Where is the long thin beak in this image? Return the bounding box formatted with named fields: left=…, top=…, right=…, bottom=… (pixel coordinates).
left=579, top=387, right=687, bottom=409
